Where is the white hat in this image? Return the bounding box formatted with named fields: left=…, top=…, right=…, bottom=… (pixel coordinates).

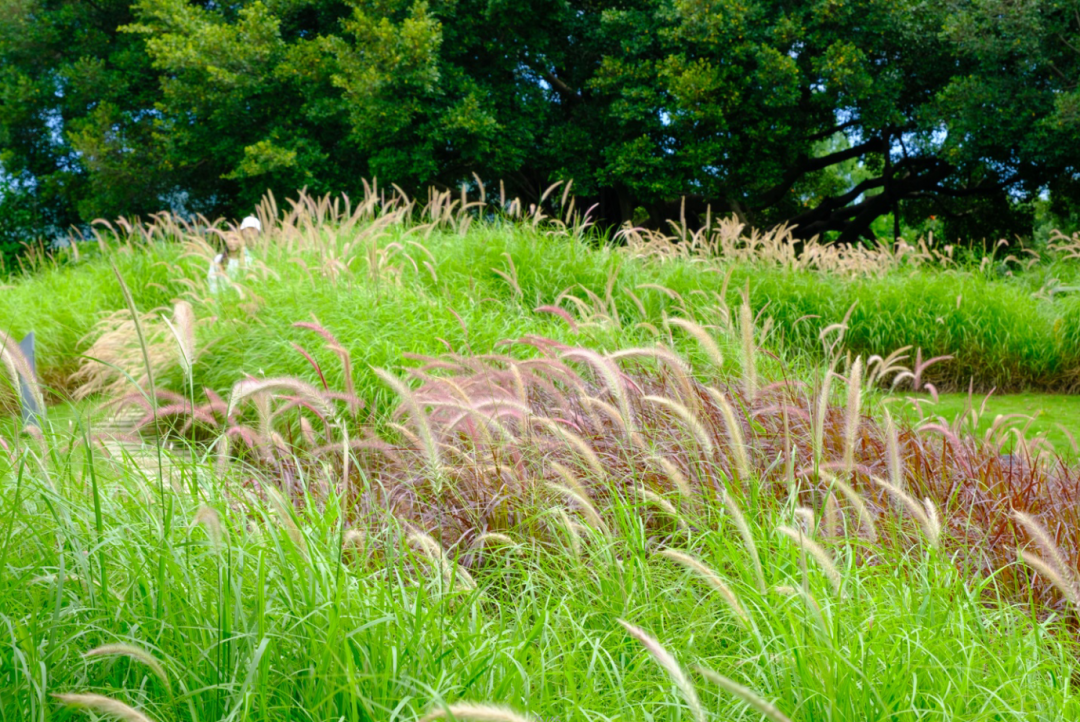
left=240, top=215, right=262, bottom=232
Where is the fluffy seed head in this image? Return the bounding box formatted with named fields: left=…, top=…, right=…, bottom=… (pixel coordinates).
left=83, top=644, right=171, bottom=694
left=842, top=356, right=862, bottom=473
left=722, top=491, right=765, bottom=594
left=192, top=505, right=223, bottom=549
left=739, top=301, right=757, bottom=398
left=53, top=693, right=155, bottom=722
left=870, top=476, right=940, bottom=547
left=777, top=525, right=843, bottom=595
left=694, top=666, right=793, bottom=722
left=617, top=619, right=706, bottom=722
left=658, top=549, right=749, bottom=627
left=706, top=388, right=750, bottom=481
left=418, top=703, right=538, bottom=722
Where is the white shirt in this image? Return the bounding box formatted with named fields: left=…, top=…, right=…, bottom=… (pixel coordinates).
left=207, top=248, right=253, bottom=295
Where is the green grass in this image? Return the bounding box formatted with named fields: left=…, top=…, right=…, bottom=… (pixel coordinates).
left=2, top=220, right=1080, bottom=410
left=1, top=419, right=1078, bottom=721
left=4, top=211, right=1080, bottom=721
left=895, top=392, right=1080, bottom=455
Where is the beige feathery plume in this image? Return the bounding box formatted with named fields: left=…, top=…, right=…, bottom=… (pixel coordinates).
left=842, top=357, right=862, bottom=473
left=813, top=369, right=834, bottom=466
left=643, top=395, right=714, bottom=457
left=823, top=473, right=878, bottom=543
left=870, top=476, right=940, bottom=547
left=722, top=491, right=765, bottom=594
left=1013, top=510, right=1080, bottom=607
left=655, top=456, right=693, bottom=498
left=665, top=317, right=724, bottom=370
left=418, top=703, right=538, bottom=722
left=374, top=368, right=441, bottom=474
left=658, top=549, right=749, bottom=627
left=1, top=330, right=44, bottom=415
left=83, top=644, right=171, bottom=695
left=777, top=525, right=843, bottom=595
left=546, top=482, right=610, bottom=537
left=638, top=488, right=690, bottom=531
left=408, top=529, right=477, bottom=591
left=53, top=693, right=155, bottom=722
left=884, top=408, right=903, bottom=490
left=739, top=300, right=757, bottom=398
left=695, top=666, right=793, bottom=722
left=705, top=388, right=750, bottom=481
left=617, top=620, right=706, bottom=722
left=192, top=505, right=223, bottom=549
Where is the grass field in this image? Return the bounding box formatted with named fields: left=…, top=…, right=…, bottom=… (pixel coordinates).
left=3, top=189, right=1080, bottom=721
left=895, top=392, right=1080, bottom=456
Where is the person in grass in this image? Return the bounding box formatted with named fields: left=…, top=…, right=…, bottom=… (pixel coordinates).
left=208, top=215, right=262, bottom=295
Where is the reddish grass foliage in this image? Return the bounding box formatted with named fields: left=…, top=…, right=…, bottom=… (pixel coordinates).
left=108, top=330, right=1080, bottom=614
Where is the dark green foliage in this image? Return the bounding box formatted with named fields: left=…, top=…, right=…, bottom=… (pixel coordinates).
left=4, top=0, right=1080, bottom=248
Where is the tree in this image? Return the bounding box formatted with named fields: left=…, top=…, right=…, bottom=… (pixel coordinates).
left=3, top=0, right=1080, bottom=247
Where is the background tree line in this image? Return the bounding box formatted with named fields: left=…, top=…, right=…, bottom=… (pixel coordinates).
left=3, top=0, right=1080, bottom=261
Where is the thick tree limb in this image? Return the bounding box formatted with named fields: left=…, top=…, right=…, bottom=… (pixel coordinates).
left=755, top=136, right=887, bottom=208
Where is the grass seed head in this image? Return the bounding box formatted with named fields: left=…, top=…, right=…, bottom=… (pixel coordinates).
left=83, top=644, right=172, bottom=694
left=658, top=548, right=749, bottom=627
left=777, top=525, right=843, bottom=595
left=843, top=356, right=862, bottom=473
left=617, top=619, right=706, bottom=722
left=1013, top=510, right=1080, bottom=606
left=694, top=666, right=794, bottom=722
left=192, top=505, right=223, bottom=548
left=53, top=693, right=156, bottom=722
left=418, top=702, right=538, bottom=722
left=722, top=490, right=766, bottom=594
left=870, top=476, right=940, bottom=548
left=706, top=388, right=750, bottom=481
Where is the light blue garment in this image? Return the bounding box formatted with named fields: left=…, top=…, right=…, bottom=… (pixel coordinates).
left=207, top=248, right=253, bottom=295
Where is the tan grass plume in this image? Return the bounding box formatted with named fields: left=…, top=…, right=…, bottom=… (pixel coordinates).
left=418, top=703, right=537, bottom=722
left=53, top=693, right=155, bottom=722
left=617, top=619, right=706, bottom=722
left=777, top=525, right=843, bottom=595
left=83, top=644, right=171, bottom=695
left=658, top=549, right=750, bottom=627
left=694, top=666, right=793, bottom=722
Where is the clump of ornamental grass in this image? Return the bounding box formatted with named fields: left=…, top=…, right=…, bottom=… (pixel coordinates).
left=70, top=301, right=205, bottom=401
left=351, top=334, right=1080, bottom=611
left=0, top=328, right=43, bottom=416
left=90, top=295, right=1080, bottom=613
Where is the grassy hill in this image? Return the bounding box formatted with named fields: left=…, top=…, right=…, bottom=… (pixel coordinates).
left=2, top=189, right=1080, bottom=721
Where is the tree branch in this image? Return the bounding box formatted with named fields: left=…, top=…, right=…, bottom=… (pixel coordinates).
left=755, top=136, right=887, bottom=208
left=803, top=118, right=861, bottom=143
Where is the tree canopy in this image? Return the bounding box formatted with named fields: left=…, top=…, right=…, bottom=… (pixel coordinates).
left=3, top=0, right=1080, bottom=252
